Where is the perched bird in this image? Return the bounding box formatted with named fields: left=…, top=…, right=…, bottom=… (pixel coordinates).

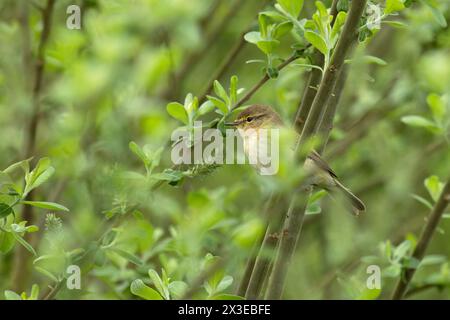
left=226, top=104, right=365, bottom=215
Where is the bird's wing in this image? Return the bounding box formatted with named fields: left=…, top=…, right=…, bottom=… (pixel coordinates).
left=307, top=150, right=338, bottom=178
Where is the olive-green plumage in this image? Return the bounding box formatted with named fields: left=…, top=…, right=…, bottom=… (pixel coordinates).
left=228, top=104, right=366, bottom=215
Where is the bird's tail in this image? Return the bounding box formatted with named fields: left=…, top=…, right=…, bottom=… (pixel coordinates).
left=333, top=179, right=366, bottom=216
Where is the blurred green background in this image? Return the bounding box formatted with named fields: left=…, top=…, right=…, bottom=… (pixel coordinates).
left=0, top=0, right=449, bottom=300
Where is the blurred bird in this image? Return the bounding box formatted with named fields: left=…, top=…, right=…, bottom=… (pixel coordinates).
left=226, top=104, right=365, bottom=215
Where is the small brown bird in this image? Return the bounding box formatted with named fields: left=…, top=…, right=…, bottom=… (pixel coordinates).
left=227, top=104, right=366, bottom=215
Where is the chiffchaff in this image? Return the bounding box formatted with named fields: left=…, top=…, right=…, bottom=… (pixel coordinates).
left=226, top=104, right=366, bottom=215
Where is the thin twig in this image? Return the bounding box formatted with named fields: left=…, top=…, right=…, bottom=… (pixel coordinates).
left=199, top=29, right=249, bottom=104
left=161, top=0, right=242, bottom=100
left=231, top=51, right=304, bottom=111
left=392, top=180, right=450, bottom=300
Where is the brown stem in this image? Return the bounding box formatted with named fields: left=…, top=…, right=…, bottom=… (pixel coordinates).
left=392, top=180, right=450, bottom=300
left=293, top=0, right=339, bottom=134
left=11, top=0, right=55, bottom=293
left=231, top=52, right=302, bottom=111
left=161, top=0, right=242, bottom=100
left=199, top=29, right=249, bottom=104
left=317, top=66, right=349, bottom=153
left=265, top=0, right=368, bottom=299
left=294, top=52, right=324, bottom=134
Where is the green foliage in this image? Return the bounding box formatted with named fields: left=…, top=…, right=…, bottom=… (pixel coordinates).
left=0, top=0, right=449, bottom=301
left=402, top=93, right=449, bottom=136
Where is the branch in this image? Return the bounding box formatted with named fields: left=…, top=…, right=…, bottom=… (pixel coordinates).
left=293, top=0, right=338, bottom=134
left=294, top=52, right=324, bottom=134
left=198, top=28, right=249, bottom=104
left=11, top=0, right=56, bottom=293
left=298, top=1, right=364, bottom=145
left=265, top=0, right=368, bottom=300
left=231, top=51, right=303, bottom=111
left=392, top=179, right=450, bottom=300
left=317, top=65, right=349, bottom=153
left=161, top=0, right=242, bottom=100
left=244, top=193, right=283, bottom=299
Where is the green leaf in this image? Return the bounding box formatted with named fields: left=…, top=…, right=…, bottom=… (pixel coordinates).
left=420, top=255, right=446, bottom=266
left=357, top=288, right=381, bottom=300
left=306, top=203, right=322, bottom=215
left=34, top=266, right=59, bottom=282
left=207, top=95, right=228, bottom=115
left=3, top=159, right=31, bottom=175
left=393, top=240, right=412, bottom=261
left=273, top=21, right=293, bottom=39
left=151, top=169, right=185, bottom=183
left=309, top=190, right=327, bottom=203
left=109, top=247, right=143, bottom=266
left=411, top=194, right=433, bottom=209
left=29, top=284, right=39, bottom=300
left=362, top=55, right=388, bottom=66
left=213, top=81, right=230, bottom=106
left=229, top=75, right=238, bottom=104
left=0, top=203, right=13, bottom=219
left=129, top=141, right=151, bottom=168
left=0, top=231, right=15, bottom=254
left=427, top=93, right=446, bottom=122
left=305, top=31, right=328, bottom=55
left=4, top=290, right=22, bottom=300
left=256, top=39, right=280, bottom=55
left=259, top=11, right=289, bottom=23
left=401, top=115, right=442, bottom=134
left=21, top=201, right=69, bottom=212
left=385, top=0, right=405, bottom=14
left=331, top=11, right=347, bottom=45
left=148, top=269, right=170, bottom=299
left=258, top=13, right=269, bottom=38
left=24, top=158, right=55, bottom=197
left=216, top=275, right=233, bottom=293
left=11, top=233, right=37, bottom=256
left=277, top=0, right=304, bottom=18
left=421, top=0, right=447, bottom=27
left=166, top=102, right=188, bottom=124
left=196, top=101, right=215, bottom=118
left=424, top=175, right=444, bottom=202
left=244, top=31, right=263, bottom=44
left=130, top=279, right=163, bottom=300
left=384, top=264, right=402, bottom=277
left=168, top=281, right=188, bottom=299
left=383, top=20, right=408, bottom=28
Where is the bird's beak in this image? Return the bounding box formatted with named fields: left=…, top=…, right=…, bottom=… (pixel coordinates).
left=225, top=120, right=240, bottom=127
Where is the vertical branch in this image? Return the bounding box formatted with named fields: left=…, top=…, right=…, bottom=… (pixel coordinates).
left=317, top=66, right=349, bottom=153
left=294, top=0, right=338, bottom=134
left=265, top=0, right=368, bottom=299
left=244, top=194, right=284, bottom=299
left=294, top=52, right=324, bottom=134
left=11, top=0, right=55, bottom=292
left=392, top=180, right=450, bottom=300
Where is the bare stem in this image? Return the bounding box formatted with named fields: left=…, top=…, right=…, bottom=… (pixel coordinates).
left=11, top=0, right=55, bottom=293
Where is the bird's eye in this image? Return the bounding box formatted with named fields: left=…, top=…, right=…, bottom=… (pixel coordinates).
left=246, top=117, right=254, bottom=122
